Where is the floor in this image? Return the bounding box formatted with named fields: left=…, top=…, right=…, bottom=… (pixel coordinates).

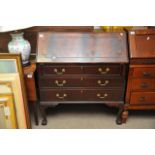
left=31, top=104, right=155, bottom=129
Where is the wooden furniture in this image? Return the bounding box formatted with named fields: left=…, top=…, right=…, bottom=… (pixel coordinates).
left=36, top=32, right=129, bottom=125
left=23, top=63, right=38, bottom=125
left=123, top=29, right=155, bottom=122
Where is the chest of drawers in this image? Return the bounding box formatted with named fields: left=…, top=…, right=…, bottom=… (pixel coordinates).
left=36, top=32, right=128, bottom=125
left=122, top=29, right=155, bottom=123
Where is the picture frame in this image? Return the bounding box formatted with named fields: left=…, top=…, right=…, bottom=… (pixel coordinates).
left=0, top=53, right=31, bottom=129
left=0, top=92, right=17, bottom=129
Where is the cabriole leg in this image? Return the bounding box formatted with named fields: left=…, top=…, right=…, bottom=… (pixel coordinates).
left=40, top=105, right=47, bottom=125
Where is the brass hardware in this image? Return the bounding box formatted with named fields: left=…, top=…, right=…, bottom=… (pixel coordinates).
left=143, top=72, right=151, bottom=77
left=56, top=93, right=67, bottom=99
left=55, top=80, right=66, bottom=87
left=54, top=68, right=66, bottom=75
left=147, top=36, right=150, bottom=40
left=140, top=82, right=149, bottom=88
left=97, top=80, right=109, bottom=86
left=97, top=93, right=108, bottom=99
left=98, top=67, right=110, bottom=74
left=139, top=96, right=146, bottom=102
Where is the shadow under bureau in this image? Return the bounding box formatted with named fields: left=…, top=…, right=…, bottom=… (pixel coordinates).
left=36, top=32, right=129, bottom=125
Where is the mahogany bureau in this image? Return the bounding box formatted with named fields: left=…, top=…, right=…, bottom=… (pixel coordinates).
left=36, top=32, right=129, bottom=125
left=122, top=29, right=155, bottom=123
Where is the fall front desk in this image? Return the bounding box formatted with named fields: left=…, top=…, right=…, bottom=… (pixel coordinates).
left=36, top=32, right=129, bottom=125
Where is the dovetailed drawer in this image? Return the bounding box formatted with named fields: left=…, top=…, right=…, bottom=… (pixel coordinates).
left=39, top=76, right=124, bottom=88
left=132, top=67, right=155, bottom=78
left=130, top=92, right=155, bottom=105
left=39, top=89, right=124, bottom=102
left=131, top=79, right=155, bottom=90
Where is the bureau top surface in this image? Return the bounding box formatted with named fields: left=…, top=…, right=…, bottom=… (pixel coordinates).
left=36, top=32, right=128, bottom=63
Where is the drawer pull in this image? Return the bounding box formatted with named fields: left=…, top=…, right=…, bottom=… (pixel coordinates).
left=139, top=96, right=146, bottom=102
left=143, top=72, right=151, bottom=77
left=97, top=80, right=109, bottom=86
left=97, top=93, right=108, bottom=99
left=56, top=93, right=67, bottom=99
left=54, top=68, right=66, bottom=75
left=55, top=80, right=66, bottom=87
left=140, top=82, right=149, bottom=88
left=98, top=68, right=110, bottom=74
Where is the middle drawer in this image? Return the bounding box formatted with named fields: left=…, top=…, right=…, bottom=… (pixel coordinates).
left=39, top=76, right=124, bottom=88
left=131, top=78, right=155, bottom=90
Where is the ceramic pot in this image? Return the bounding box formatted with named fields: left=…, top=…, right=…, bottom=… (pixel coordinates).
left=8, top=32, right=31, bottom=66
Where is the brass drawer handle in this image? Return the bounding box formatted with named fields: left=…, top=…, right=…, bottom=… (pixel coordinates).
left=56, top=93, right=67, bottom=99
left=97, top=93, right=108, bottom=99
left=54, top=68, right=66, bottom=75
left=97, top=80, right=109, bottom=86
left=55, top=80, right=66, bottom=87
left=140, top=82, right=149, bottom=88
left=139, top=96, right=146, bottom=102
left=98, top=68, right=110, bottom=74
left=143, top=72, right=151, bottom=77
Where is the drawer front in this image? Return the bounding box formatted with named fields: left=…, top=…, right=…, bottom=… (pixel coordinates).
left=131, top=79, right=155, bottom=90
left=132, top=67, right=155, bottom=78
left=39, top=89, right=124, bottom=102
left=82, top=89, right=124, bottom=101
left=130, top=92, right=155, bottom=105
left=40, top=89, right=82, bottom=101
left=39, top=77, right=124, bottom=88
left=82, top=65, right=123, bottom=76
left=38, top=64, right=123, bottom=76
left=38, top=65, right=83, bottom=76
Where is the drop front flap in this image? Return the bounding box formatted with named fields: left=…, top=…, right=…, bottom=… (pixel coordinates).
left=37, top=32, right=128, bottom=63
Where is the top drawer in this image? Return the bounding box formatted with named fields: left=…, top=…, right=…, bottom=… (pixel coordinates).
left=37, top=64, right=124, bottom=76
left=132, top=67, right=155, bottom=78
left=129, top=30, right=155, bottom=58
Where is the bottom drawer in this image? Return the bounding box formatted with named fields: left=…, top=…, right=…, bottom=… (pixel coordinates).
left=39, top=89, right=124, bottom=102
left=130, top=92, right=155, bottom=105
